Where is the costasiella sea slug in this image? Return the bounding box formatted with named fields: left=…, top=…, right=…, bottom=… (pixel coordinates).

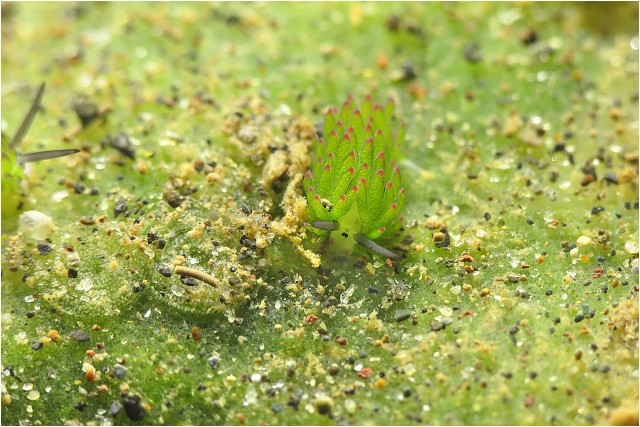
left=303, top=94, right=406, bottom=259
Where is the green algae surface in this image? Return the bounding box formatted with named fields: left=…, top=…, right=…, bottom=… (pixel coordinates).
left=2, top=3, right=638, bottom=425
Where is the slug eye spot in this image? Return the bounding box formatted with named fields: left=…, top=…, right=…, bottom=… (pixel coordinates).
left=394, top=166, right=400, bottom=173
left=379, top=227, right=386, bottom=233
left=360, top=178, right=367, bottom=185
left=314, top=195, right=321, bottom=201
left=348, top=151, right=356, bottom=158
left=308, top=186, right=315, bottom=193
left=353, top=109, right=361, bottom=116
left=340, top=195, right=346, bottom=202
left=352, top=185, right=359, bottom=192
left=305, top=172, right=312, bottom=179
left=365, top=137, right=373, bottom=144
left=348, top=167, right=355, bottom=174
left=376, top=129, right=383, bottom=136
left=328, top=152, right=334, bottom=159
left=330, top=129, right=338, bottom=136
left=336, top=121, right=344, bottom=128
left=390, top=203, right=397, bottom=210
left=343, top=133, right=351, bottom=141
left=362, top=162, right=369, bottom=169
left=386, top=182, right=393, bottom=188
left=376, top=151, right=385, bottom=159
left=400, top=188, right=406, bottom=194
left=324, top=164, right=331, bottom=171
left=376, top=169, right=384, bottom=176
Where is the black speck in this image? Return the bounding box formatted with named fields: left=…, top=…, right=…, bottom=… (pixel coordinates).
left=463, top=42, right=483, bottom=63
left=105, top=132, right=136, bottom=159
left=574, top=314, right=585, bottom=323
left=395, top=310, right=411, bottom=323
left=122, top=394, right=146, bottom=421
left=527, top=217, right=534, bottom=225
left=69, top=330, right=90, bottom=342
left=114, top=198, right=128, bottom=217
left=401, top=62, right=417, bottom=81
left=207, top=355, right=220, bottom=370
left=68, top=268, right=78, bottom=278
left=545, top=290, right=553, bottom=296
left=241, top=205, right=251, bottom=215
left=240, top=235, right=257, bottom=250
left=74, top=183, right=86, bottom=194
left=157, top=266, right=172, bottom=277
left=180, top=276, right=199, bottom=287
left=164, top=191, right=182, bottom=208
left=37, top=243, right=53, bottom=255
left=435, top=231, right=451, bottom=248
left=484, top=212, right=491, bottom=221
left=26, top=312, right=35, bottom=319
left=74, top=102, right=100, bottom=128
left=74, top=401, right=88, bottom=412
left=590, top=206, right=605, bottom=215
left=603, top=173, right=618, bottom=185
left=31, top=341, right=43, bottom=351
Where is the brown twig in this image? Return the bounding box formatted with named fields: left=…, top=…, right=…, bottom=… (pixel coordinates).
left=174, top=266, right=220, bottom=288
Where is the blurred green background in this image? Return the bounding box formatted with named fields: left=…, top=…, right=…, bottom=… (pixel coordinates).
left=2, top=2, right=638, bottom=425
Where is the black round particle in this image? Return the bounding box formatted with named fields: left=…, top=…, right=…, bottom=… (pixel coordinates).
left=74, top=401, right=88, bottom=412
left=545, top=290, right=553, bottom=296
left=122, top=394, right=146, bottom=421
left=527, top=217, right=534, bottom=225
left=484, top=212, right=491, bottom=221
left=68, top=268, right=78, bottom=278
left=32, top=341, right=43, bottom=351
left=590, top=206, right=605, bottom=215
left=574, top=314, right=585, bottom=323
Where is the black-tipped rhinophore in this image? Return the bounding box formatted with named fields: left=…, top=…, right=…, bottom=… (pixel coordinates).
left=354, top=232, right=401, bottom=259
left=311, top=220, right=340, bottom=231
